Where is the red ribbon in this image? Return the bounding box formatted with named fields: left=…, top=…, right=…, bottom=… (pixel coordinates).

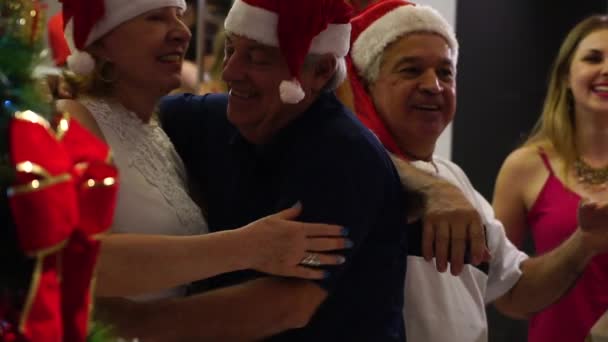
left=29, top=1, right=43, bottom=46
left=59, top=0, right=105, bottom=49
left=345, top=56, right=407, bottom=160
left=7, top=111, right=118, bottom=342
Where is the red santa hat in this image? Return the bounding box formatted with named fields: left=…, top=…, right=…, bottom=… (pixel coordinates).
left=47, top=12, right=71, bottom=67
left=224, top=0, right=353, bottom=104
left=350, top=0, right=458, bottom=82
left=346, top=0, right=458, bottom=159
left=60, top=0, right=186, bottom=75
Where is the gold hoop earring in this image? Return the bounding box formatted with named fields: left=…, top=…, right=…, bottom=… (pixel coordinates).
left=96, top=59, right=118, bottom=84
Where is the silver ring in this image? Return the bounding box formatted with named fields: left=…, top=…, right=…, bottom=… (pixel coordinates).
left=300, top=253, right=321, bottom=267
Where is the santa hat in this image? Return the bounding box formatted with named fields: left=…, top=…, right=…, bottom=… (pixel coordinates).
left=60, top=0, right=186, bottom=75
left=346, top=0, right=458, bottom=159
left=47, top=12, right=71, bottom=66
left=351, top=0, right=458, bottom=83
left=224, top=0, right=353, bottom=104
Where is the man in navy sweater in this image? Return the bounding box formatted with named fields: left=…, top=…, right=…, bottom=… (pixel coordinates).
left=159, top=0, right=409, bottom=340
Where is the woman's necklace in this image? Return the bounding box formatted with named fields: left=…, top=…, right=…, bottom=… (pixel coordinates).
left=574, top=157, right=608, bottom=188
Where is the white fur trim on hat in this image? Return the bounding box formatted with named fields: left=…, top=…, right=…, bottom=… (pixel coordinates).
left=85, top=0, right=186, bottom=47
left=67, top=50, right=96, bottom=76
left=352, top=5, right=458, bottom=82
left=279, top=79, right=306, bottom=104
left=224, top=0, right=351, bottom=57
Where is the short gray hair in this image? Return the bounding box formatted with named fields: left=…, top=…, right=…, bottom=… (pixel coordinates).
left=304, top=54, right=347, bottom=92
left=363, top=31, right=457, bottom=84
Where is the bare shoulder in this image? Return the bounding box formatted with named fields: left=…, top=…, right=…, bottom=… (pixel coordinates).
left=496, top=144, right=550, bottom=209
left=500, top=145, right=544, bottom=177
left=56, top=99, right=106, bottom=142
left=492, top=145, right=548, bottom=245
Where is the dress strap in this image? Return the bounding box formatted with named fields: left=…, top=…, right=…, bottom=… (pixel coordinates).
left=538, top=148, right=555, bottom=175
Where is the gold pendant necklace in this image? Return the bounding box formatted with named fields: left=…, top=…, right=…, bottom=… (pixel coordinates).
left=574, top=157, right=608, bottom=187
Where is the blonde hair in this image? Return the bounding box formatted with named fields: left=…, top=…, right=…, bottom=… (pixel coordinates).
left=525, top=15, right=608, bottom=178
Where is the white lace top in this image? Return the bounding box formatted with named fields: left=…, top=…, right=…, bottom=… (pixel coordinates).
left=81, top=97, right=208, bottom=299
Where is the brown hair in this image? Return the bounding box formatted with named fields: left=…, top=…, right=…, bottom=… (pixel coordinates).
left=525, top=15, right=608, bottom=178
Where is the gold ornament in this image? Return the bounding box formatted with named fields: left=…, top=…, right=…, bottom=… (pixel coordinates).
left=0, top=0, right=46, bottom=46
left=574, top=157, right=608, bottom=187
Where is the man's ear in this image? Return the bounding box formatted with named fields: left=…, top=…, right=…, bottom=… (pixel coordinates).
left=311, top=55, right=337, bottom=91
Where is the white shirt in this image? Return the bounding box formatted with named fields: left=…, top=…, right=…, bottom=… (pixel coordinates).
left=82, top=97, right=208, bottom=300
left=403, top=156, right=528, bottom=342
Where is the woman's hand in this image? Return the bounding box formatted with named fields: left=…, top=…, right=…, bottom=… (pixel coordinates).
left=577, top=198, right=608, bottom=254
left=238, top=203, right=351, bottom=280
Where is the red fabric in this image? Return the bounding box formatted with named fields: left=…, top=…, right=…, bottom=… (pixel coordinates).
left=23, top=256, right=62, bottom=342
left=346, top=0, right=416, bottom=160
left=240, top=0, right=353, bottom=82
left=346, top=53, right=406, bottom=159
left=60, top=235, right=100, bottom=342
left=29, top=1, right=43, bottom=46
left=47, top=13, right=71, bottom=66
left=350, top=1, right=381, bottom=14
left=7, top=115, right=118, bottom=342
left=59, top=0, right=105, bottom=49
left=9, top=118, right=77, bottom=252
left=526, top=151, right=608, bottom=342
left=277, top=0, right=352, bottom=81
left=59, top=118, right=118, bottom=342
left=350, top=0, right=414, bottom=44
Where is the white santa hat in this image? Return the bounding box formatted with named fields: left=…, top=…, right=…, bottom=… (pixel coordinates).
left=350, top=0, right=458, bottom=83
left=61, top=0, right=187, bottom=75
left=224, top=0, right=353, bottom=104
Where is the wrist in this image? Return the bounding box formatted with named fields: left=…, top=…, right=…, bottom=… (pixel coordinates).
left=417, top=177, right=449, bottom=199
left=194, top=229, right=252, bottom=272
left=226, top=228, right=256, bottom=271
left=568, top=229, right=596, bottom=272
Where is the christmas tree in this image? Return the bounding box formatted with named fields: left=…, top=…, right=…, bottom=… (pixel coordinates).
left=0, top=1, right=118, bottom=341
left=1, top=1, right=49, bottom=339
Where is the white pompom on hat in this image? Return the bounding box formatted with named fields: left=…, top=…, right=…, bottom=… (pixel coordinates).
left=224, top=0, right=353, bottom=104
left=60, top=0, right=186, bottom=76
left=350, top=0, right=458, bottom=83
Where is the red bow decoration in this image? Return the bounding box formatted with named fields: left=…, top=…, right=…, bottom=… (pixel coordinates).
left=7, top=111, right=118, bottom=342
left=59, top=0, right=105, bottom=49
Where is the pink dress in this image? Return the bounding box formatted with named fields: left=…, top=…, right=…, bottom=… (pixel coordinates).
left=526, top=151, right=608, bottom=342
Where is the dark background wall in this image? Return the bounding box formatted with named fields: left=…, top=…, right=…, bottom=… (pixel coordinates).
left=454, top=1, right=608, bottom=341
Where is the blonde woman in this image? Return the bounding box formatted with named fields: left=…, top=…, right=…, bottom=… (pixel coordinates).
left=494, top=15, right=608, bottom=342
